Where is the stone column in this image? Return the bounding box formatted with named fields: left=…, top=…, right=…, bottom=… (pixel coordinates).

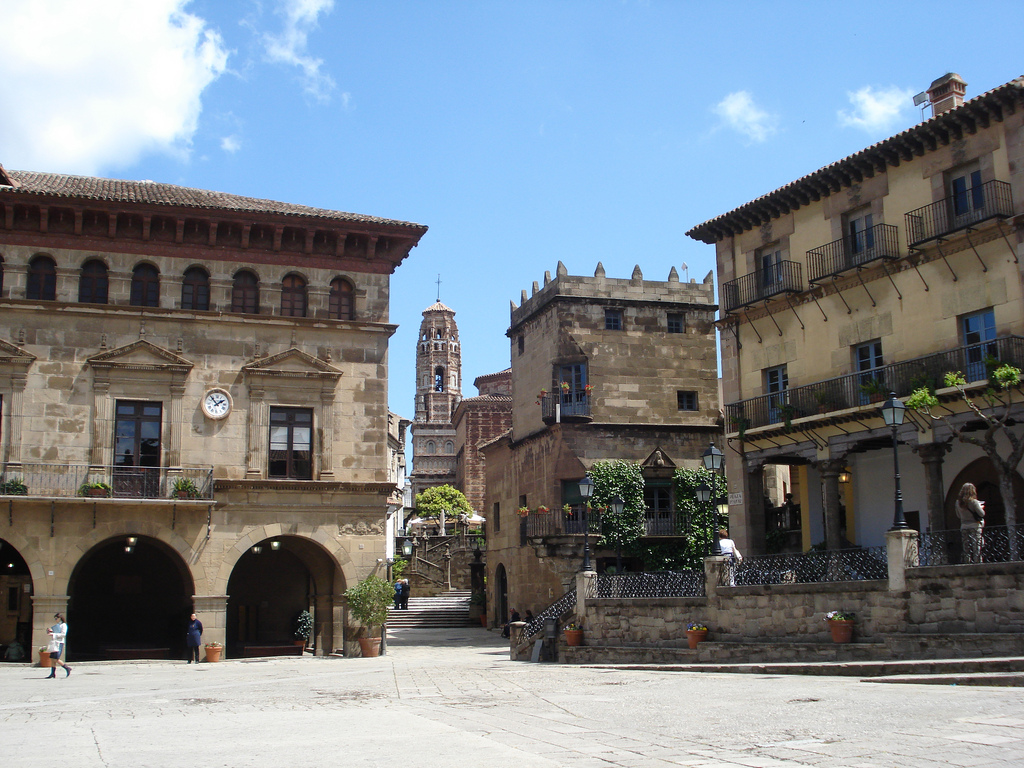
left=886, top=528, right=918, bottom=592
left=31, top=594, right=68, bottom=665
left=742, top=458, right=767, bottom=557
left=6, top=372, right=27, bottom=466
left=703, top=555, right=729, bottom=597
left=314, top=593, right=334, bottom=656
left=193, top=594, right=228, bottom=657
left=318, top=386, right=335, bottom=479
left=90, top=376, right=112, bottom=467
left=915, top=441, right=951, bottom=531
left=246, top=386, right=266, bottom=478
left=167, top=379, right=186, bottom=469
left=819, top=459, right=845, bottom=550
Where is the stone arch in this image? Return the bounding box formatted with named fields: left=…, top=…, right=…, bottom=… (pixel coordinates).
left=944, top=457, right=1024, bottom=529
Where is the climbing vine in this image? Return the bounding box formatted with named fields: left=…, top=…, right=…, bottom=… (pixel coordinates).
left=586, top=461, right=645, bottom=554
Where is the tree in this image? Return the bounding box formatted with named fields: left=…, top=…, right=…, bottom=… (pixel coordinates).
left=414, top=484, right=473, bottom=520
left=907, top=364, right=1023, bottom=544
left=672, top=467, right=728, bottom=569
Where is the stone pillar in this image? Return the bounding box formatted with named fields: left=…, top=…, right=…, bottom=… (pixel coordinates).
left=90, top=376, right=112, bottom=467
left=575, top=570, right=595, bottom=617
left=819, top=459, right=845, bottom=550
left=6, top=372, right=27, bottom=465
left=167, top=379, right=186, bottom=468
left=193, top=594, right=228, bottom=658
left=742, top=458, right=767, bottom=556
left=313, top=593, right=334, bottom=656
left=915, top=442, right=951, bottom=531
left=703, top=555, right=729, bottom=597
left=318, top=387, right=335, bottom=479
left=31, top=594, right=68, bottom=665
left=246, top=386, right=266, bottom=477
left=338, top=595, right=357, bottom=657
left=886, top=528, right=918, bottom=592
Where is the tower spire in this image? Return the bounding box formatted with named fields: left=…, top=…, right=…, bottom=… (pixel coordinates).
left=436, top=273, right=442, bottom=302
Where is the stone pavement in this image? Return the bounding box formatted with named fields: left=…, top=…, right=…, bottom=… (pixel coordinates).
left=1, top=627, right=1022, bottom=768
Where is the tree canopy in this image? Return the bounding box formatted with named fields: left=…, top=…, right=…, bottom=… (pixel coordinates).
left=414, top=484, right=473, bottom=519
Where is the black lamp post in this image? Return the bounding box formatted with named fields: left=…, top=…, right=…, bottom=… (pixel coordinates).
left=609, top=495, right=625, bottom=572
left=578, top=475, right=594, bottom=571
left=881, top=391, right=908, bottom=530
left=701, top=442, right=725, bottom=556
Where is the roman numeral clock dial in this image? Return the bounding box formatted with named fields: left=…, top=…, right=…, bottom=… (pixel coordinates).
left=202, top=389, right=232, bottom=420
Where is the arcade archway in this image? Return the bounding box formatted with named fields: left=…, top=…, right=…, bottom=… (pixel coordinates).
left=0, top=540, right=32, bottom=661
left=226, top=536, right=342, bottom=656
left=944, top=458, right=1024, bottom=529
left=67, top=535, right=194, bottom=661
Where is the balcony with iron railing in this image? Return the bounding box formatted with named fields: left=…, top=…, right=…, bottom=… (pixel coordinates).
left=0, top=463, right=215, bottom=500
left=721, top=260, right=803, bottom=314
left=807, top=223, right=900, bottom=283
left=725, top=335, right=1024, bottom=432
left=523, top=507, right=684, bottom=539
left=904, top=179, right=1013, bottom=247
left=540, top=390, right=592, bottom=424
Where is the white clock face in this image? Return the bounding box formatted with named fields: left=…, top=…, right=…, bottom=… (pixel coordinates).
left=203, top=389, right=232, bottom=420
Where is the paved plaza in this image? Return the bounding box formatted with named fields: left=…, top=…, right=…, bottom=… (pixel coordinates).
left=1, top=628, right=1022, bottom=768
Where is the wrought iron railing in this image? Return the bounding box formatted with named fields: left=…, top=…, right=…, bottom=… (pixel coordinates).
left=916, top=525, right=1024, bottom=566
left=807, top=223, right=900, bottom=283
left=594, top=570, right=705, bottom=598
left=904, top=179, right=1013, bottom=247
left=0, top=463, right=214, bottom=500
left=726, top=335, right=1024, bottom=431
left=644, top=514, right=682, bottom=536
left=733, top=546, right=887, bottom=585
left=524, top=507, right=595, bottom=537
left=540, top=391, right=591, bottom=422
left=519, top=588, right=577, bottom=643
left=721, top=260, right=803, bottom=313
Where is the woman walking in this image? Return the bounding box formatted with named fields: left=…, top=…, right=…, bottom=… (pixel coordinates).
left=186, top=613, right=203, bottom=664
left=45, top=613, right=71, bottom=678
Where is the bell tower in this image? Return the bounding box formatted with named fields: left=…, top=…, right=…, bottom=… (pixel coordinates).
left=409, top=300, right=461, bottom=498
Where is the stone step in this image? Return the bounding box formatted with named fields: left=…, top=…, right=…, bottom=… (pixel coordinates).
left=385, top=592, right=473, bottom=629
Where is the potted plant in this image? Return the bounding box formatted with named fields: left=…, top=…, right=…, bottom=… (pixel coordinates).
left=78, top=481, right=111, bottom=498
left=536, top=505, right=550, bottom=514
left=812, top=389, right=835, bottom=414
left=560, top=381, right=571, bottom=393
left=344, top=575, right=394, bottom=657
left=171, top=477, right=199, bottom=499
left=779, top=403, right=798, bottom=429
left=563, top=621, right=583, bottom=647
left=0, top=477, right=27, bottom=496
left=204, top=641, right=223, bottom=662
left=535, top=388, right=547, bottom=405
left=860, top=378, right=886, bottom=403
left=38, top=647, right=52, bottom=667
left=294, top=609, right=313, bottom=648
left=824, top=610, right=855, bottom=643
left=729, top=415, right=750, bottom=441
left=686, top=621, right=709, bottom=649
left=517, top=506, right=530, bottom=518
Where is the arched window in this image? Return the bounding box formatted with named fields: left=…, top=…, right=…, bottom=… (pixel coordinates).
left=130, top=263, right=160, bottom=307
left=27, top=255, right=57, bottom=300
left=426, top=441, right=436, bottom=454
left=78, top=259, right=108, bottom=304
left=445, top=441, right=454, bottom=454
left=329, top=277, right=354, bottom=320
left=435, top=366, right=445, bottom=392
left=231, top=270, right=259, bottom=314
left=181, top=267, right=210, bottom=310
left=280, top=273, right=307, bottom=317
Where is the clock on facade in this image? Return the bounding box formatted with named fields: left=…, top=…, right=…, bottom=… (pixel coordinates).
left=201, top=388, right=232, bottom=420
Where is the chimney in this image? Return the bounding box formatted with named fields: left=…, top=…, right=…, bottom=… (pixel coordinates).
left=927, top=73, right=967, bottom=116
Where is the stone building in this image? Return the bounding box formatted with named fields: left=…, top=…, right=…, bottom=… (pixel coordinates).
left=0, top=164, right=426, bottom=661
left=408, top=301, right=461, bottom=499
left=686, top=73, right=1024, bottom=557
left=452, top=369, right=512, bottom=514
left=482, top=261, right=721, bottom=622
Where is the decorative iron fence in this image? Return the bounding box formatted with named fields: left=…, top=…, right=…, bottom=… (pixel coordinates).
left=904, top=179, right=1013, bottom=247
left=721, top=259, right=803, bottom=313
left=916, top=525, right=1024, bottom=566
left=807, top=223, right=900, bottom=283
left=726, top=335, right=1024, bottom=431
left=524, top=507, right=593, bottom=537
left=0, top=463, right=214, bottom=500
left=519, top=588, right=577, bottom=643
left=734, top=546, right=887, bottom=586
left=540, top=391, right=591, bottom=421
left=593, top=570, right=705, bottom=598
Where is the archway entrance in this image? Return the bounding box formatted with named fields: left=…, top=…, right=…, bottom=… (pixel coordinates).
left=226, top=536, right=340, bottom=657
left=944, top=458, right=1024, bottom=529
left=1, top=540, right=32, bottom=662
left=67, top=536, right=194, bottom=661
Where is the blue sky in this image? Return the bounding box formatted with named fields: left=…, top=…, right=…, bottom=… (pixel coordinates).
left=2, top=0, right=1022, bottom=422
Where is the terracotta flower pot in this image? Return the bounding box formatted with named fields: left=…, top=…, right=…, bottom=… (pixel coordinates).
left=39, top=651, right=53, bottom=668
left=205, top=646, right=223, bottom=662
left=828, top=620, right=854, bottom=644
left=686, top=629, right=708, bottom=649
left=358, top=637, right=382, bottom=657
left=564, top=629, right=583, bottom=647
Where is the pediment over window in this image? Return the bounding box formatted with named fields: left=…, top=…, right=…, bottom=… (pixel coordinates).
left=87, top=339, right=193, bottom=374
left=242, top=347, right=342, bottom=381
left=0, top=339, right=36, bottom=368
left=641, top=447, right=676, bottom=470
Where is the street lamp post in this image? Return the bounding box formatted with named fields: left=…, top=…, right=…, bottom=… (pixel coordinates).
left=881, top=391, right=908, bottom=530
left=609, top=495, right=625, bottom=572
left=701, top=443, right=725, bottom=556
left=578, top=476, right=594, bottom=571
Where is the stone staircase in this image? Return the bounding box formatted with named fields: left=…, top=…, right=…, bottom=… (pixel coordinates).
left=385, top=590, right=473, bottom=629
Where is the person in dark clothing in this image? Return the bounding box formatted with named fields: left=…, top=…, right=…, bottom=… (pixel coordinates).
left=186, top=613, right=203, bottom=663
left=399, top=579, right=411, bottom=609
left=501, top=608, right=521, bottom=638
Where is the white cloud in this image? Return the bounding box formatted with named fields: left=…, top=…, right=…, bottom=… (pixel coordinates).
left=262, top=0, right=336, bottom=101
left=0, top=0, right=229, bottom=176
left=838, top=85, right=915, bottom=134
left=221, top=135, right=242, bottom=153
left=713, top=91, right=778, bottom=144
